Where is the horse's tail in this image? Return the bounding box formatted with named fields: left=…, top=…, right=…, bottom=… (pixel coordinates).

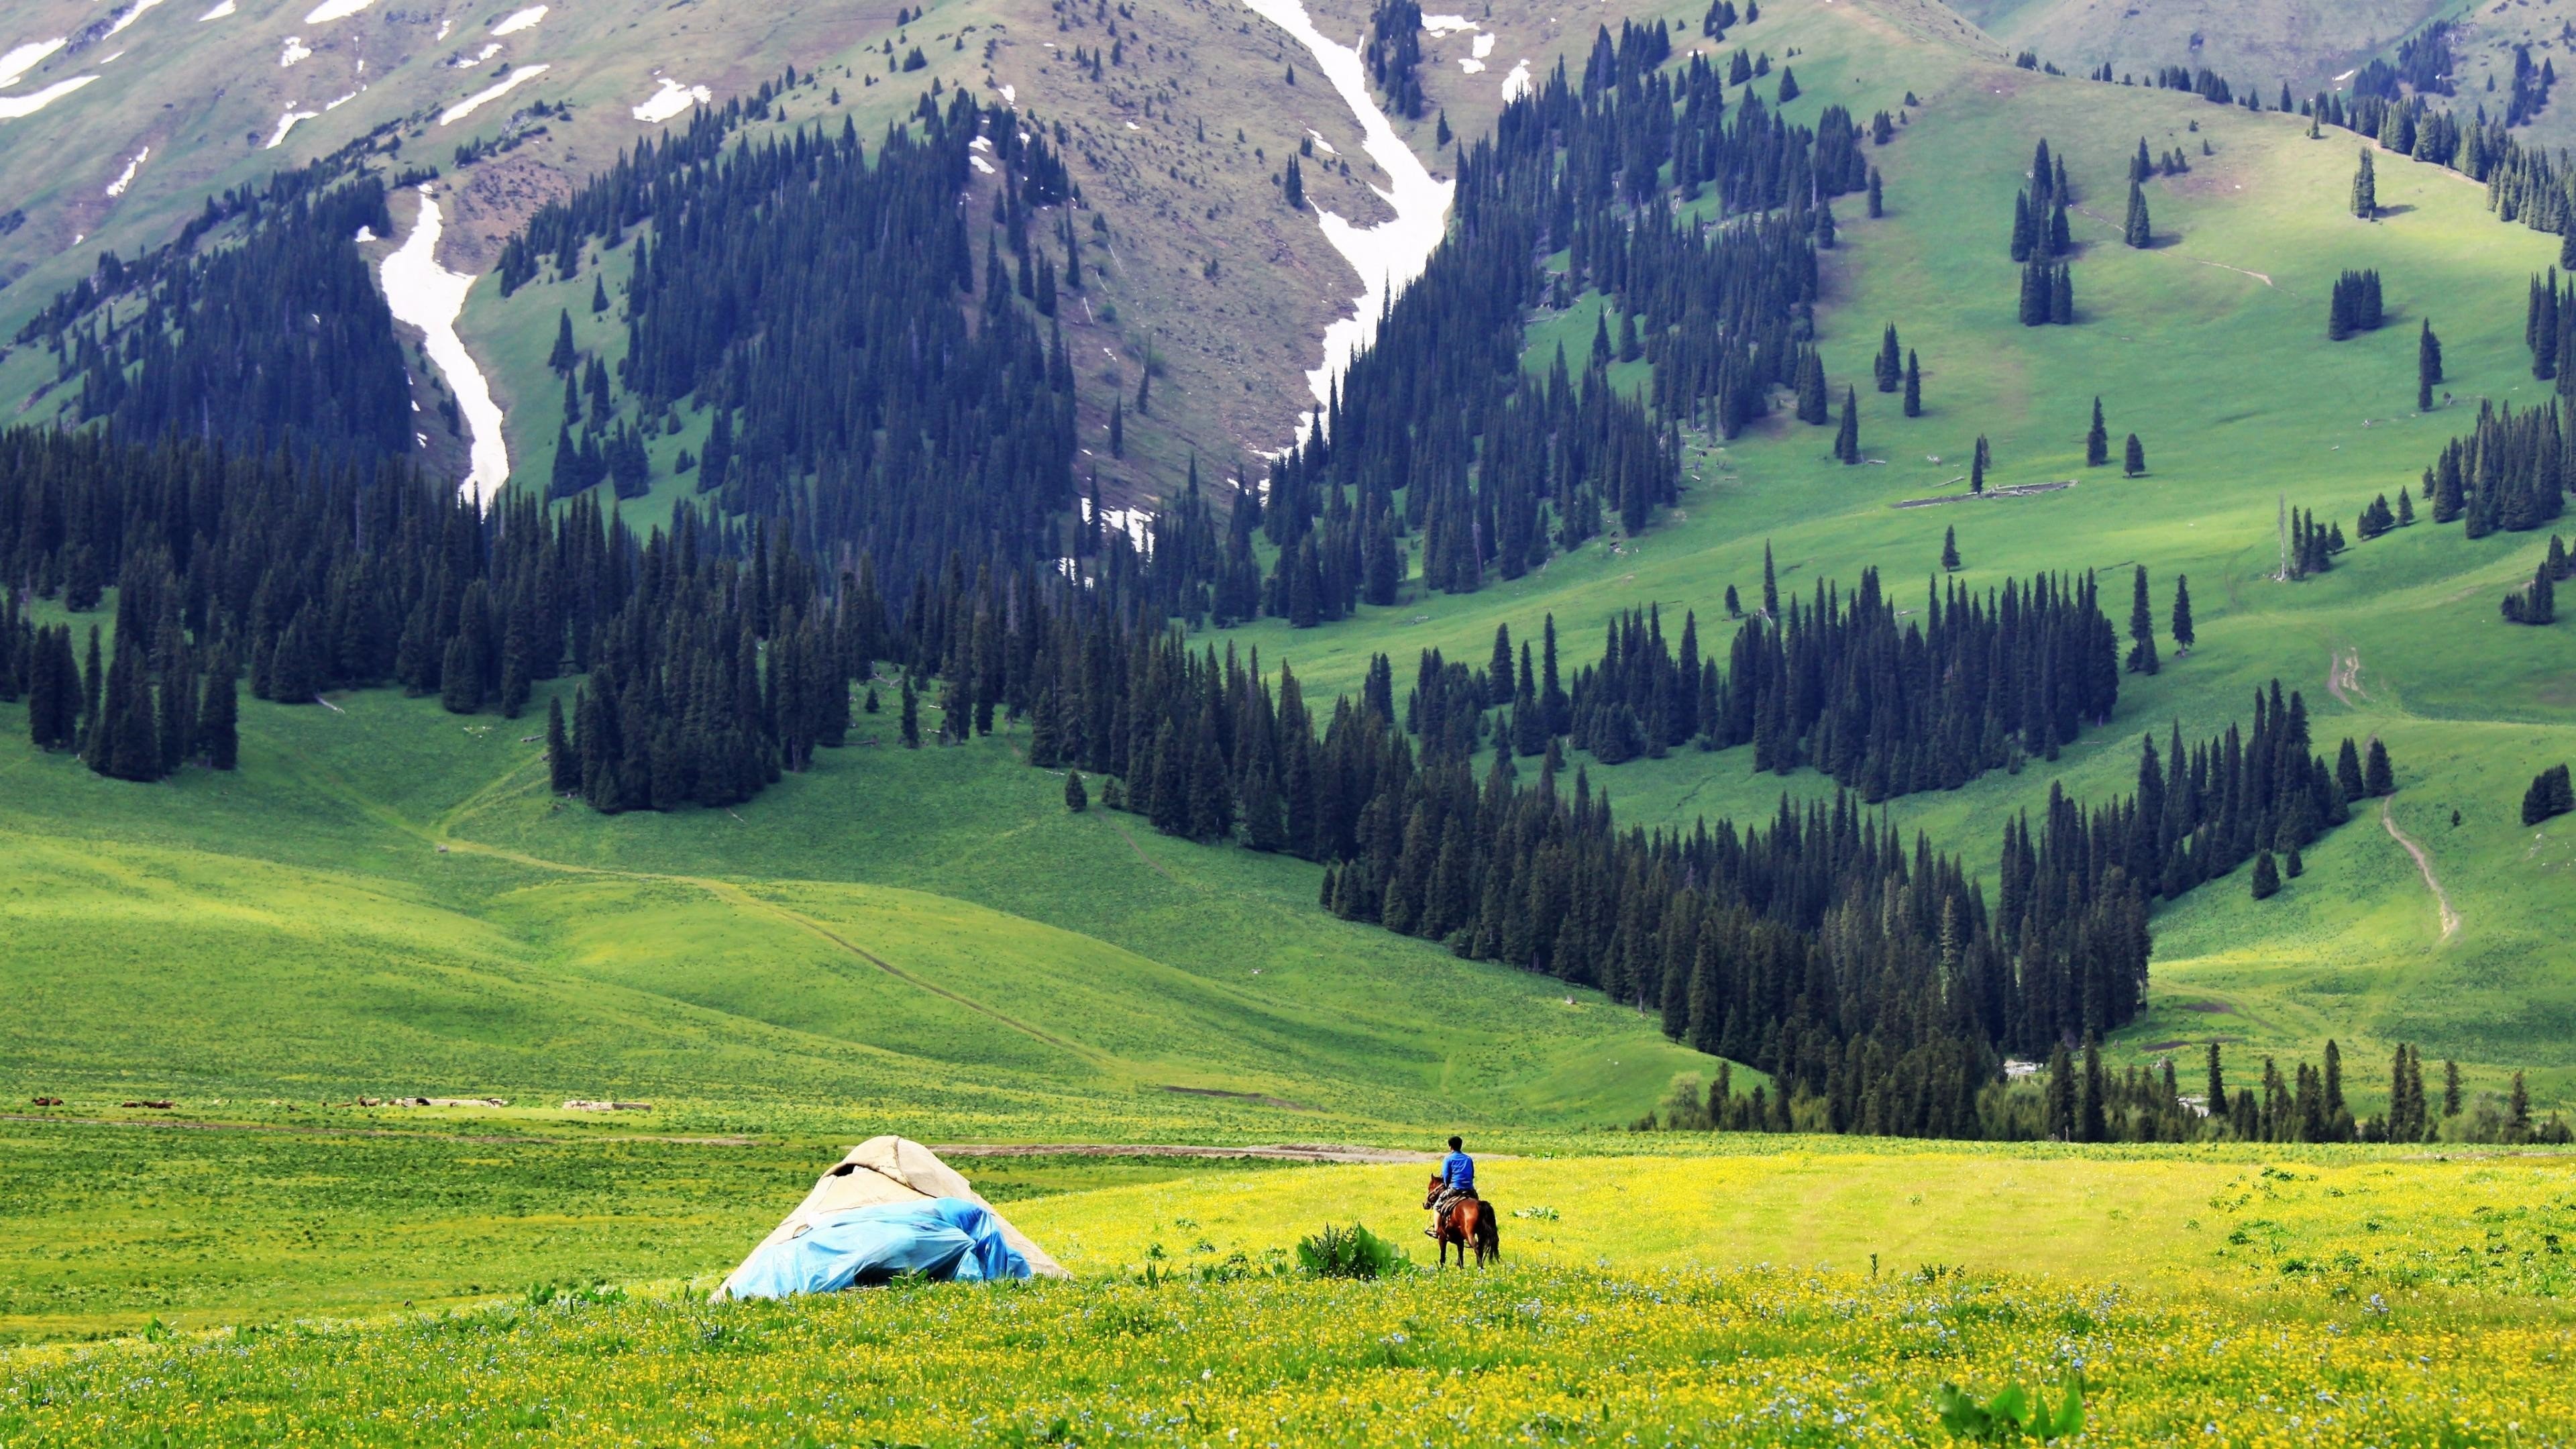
left=1480, top=1201, right=1501, bottom=1258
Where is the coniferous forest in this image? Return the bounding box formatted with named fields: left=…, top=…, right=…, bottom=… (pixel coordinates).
left=1137, top=21, right=1862, bottom=626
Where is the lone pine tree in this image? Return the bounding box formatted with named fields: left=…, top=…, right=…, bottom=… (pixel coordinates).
left=1834, top=386, right=1861, bottom=463
left=2127, top=565, right=2161, bottom=674
left=2419, top=320, right=2443, bottom=410
left=1941, top=525, right=1962, bottom=571
left=1903, top=350, right=1922, bottom=416
left=2125, top=432, right=2146, bottom=476
left=2123, top=176, right=2151, bottom=248
left=2522, top=763, right=2575, bottom=824
left=2170, top=573, right=2194, bottom=651
left=2086, top=397, right=2110, bottom=466
left=2353, top=147, right=2377, bottom=219
left=1876, top=323, right=1902, bottom=392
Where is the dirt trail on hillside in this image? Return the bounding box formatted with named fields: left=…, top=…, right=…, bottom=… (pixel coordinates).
left=2070, top=205, right=2275, bottom=287
left=0, top=1115, right=752, bottom=1146
left=2326, top=647, right=2367, bottom=706
left=2381, top=799, right=2461, bottom=941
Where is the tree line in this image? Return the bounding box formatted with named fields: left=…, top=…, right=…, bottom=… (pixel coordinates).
left=1548, top=562, right=2123, bottom=799
left=0, top=425, right=859, bottom=812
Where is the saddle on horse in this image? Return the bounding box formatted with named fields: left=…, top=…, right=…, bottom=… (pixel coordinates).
left=1425, top=1185, right=1477, bottom=1236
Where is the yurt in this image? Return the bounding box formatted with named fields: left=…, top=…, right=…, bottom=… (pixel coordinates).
left=716, top=1136, right=1070, bottom=1300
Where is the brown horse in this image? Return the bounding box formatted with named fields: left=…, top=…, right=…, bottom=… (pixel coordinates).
left=1422, top=1175, right=1501, bottom=1267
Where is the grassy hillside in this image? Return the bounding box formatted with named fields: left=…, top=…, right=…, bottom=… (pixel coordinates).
left=1165, top=0, right=2576, bottom=1106
left=0, top=678, right=1710, bottom=1132
left=1944, top=0, right=2445, bottom=91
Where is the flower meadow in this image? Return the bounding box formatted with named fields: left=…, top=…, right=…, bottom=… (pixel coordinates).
left=4, top=1142, right=2571, bottom=1444
left=2, top=1264, right=2570, bottom=1446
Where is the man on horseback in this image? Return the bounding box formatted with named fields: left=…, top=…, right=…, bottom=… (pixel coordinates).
left=1426, top=1135, right=1475, bottom=1238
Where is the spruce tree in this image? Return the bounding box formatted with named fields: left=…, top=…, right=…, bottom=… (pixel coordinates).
left=1902, top=350, right=1921, bottom=417
left=2353, top=147, right=2377, bottom=219
left=2045, top=1042, right=2075, bottom=1140
left=1794, top=349, right=1828, bottom=424
left=549, top=309, right=578, bottom=372
left=2127, top=565, right=2159, bottom=674
left=2443, top=1059, right=2463, bottom=1118
left=1109, top=397, right=1124, bottom=459
left=2366, top=738, right=2394, bottom=796
left=2418, top=320, right=2443, bottom=411
left=199, top=657, right=238, bottom=771
left=2086, top=396, right=2109, bottom=466
left=900, top=675, right=921, bottom=747
left=590, top=275, right=610, bottom=314
left=1834, top=386, right=1860, bottom=463
left=1971, top=434, right=1990, bottom=493
left=1065, top=769, right=1089, bottom=811
left=546, top=696, right=577, bottom=794
left=2252, top=849, right=2281, bottom=898
left=2124, top=433, right=2146, bottom=477
left=1876, top=324, right=1901, bottom=392
left=2079, top=1036, right=2108, bottom=1142
left=2123, top=177, right=2151, bottom=248
left=1941, top=525, right=1961, bottom=572
left=80, top=627, right=103, bottom=753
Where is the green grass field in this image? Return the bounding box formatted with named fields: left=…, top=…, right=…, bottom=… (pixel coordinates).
left=2, top=1136, right=2569, bottom=1443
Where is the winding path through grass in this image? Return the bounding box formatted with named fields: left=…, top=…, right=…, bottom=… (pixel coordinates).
left=2381, top=798, right=2461, bottom=942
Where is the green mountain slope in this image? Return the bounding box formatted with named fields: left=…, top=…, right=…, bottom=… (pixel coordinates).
left=1181, top=0, right=2576, bottom=1102
left=1943, top=0, right=2445, bottom=91
left=0, top=677, right=1710, bottom=1132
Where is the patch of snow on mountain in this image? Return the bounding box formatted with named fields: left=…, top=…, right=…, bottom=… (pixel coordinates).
left=197, top=0, right=235, bottom=18
left=631, top=75, right=709, bottom=122
left=1501, top=58, right=1529, bottom=100
left=303, top=0, right=382, bottom=23
left=379, top=189, right=511, bottom=503
left=265, top=105, right=317, bottom=146
left=0, top=74, right=97, bottom=118
left=1, top=38, right=66, bottom=87
left=492, top=5, right=545, bottom=34
left=105, top=146, right=149, bottom=196
left=105, top=0, right=172, bottom=40
left=1419, top=13, right=1474, bottom=33
left=280, top=35, right=312, bottom=66
left=439, top=62, right=546, bottom=123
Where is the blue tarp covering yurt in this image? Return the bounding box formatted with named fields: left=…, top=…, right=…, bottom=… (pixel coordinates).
left=724, top=1197, right=1030, bottom=1299
left=715, top=1137, right=1068, bottom=1301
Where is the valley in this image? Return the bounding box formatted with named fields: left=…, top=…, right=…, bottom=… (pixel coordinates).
left=1, top=0, right=2573, bottom=1440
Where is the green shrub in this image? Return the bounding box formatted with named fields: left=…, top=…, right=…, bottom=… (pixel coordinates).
left=1295, top=1223, right=1407, bottom=1280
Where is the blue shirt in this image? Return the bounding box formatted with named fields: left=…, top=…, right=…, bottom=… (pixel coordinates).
left=1442, top=1150, right=1474, bottom=1192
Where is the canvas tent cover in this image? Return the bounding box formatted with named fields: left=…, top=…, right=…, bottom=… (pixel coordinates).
left=716, top=1136, right=1069, bottom=1300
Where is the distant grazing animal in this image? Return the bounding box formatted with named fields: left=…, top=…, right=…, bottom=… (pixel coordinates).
left=1422, top=1174, right=1499, bottom=1267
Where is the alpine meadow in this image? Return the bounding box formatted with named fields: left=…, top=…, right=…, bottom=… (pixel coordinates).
left=2, top=0, right=2574, bottom=1441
